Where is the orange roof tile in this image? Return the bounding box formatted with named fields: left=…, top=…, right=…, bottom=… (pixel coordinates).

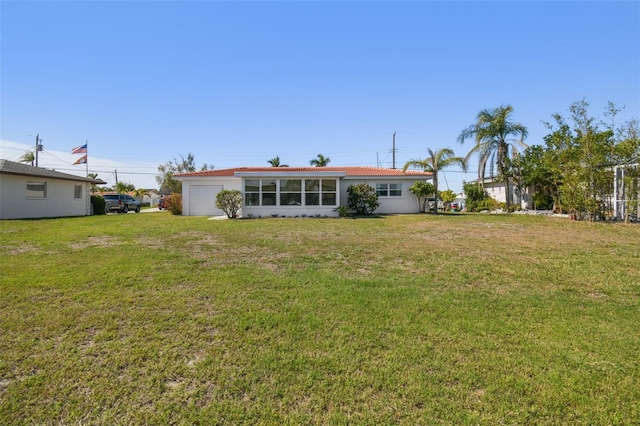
left=177, top=166, right=431, bottom=178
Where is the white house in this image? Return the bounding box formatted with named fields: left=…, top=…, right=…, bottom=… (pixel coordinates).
left=0, top=159, right=105, bottom=219
left=474, top=177, right=532, bottom=209
left=176, top=166, right=432, bottom=217
left=143, top=189, right=162, bottom=207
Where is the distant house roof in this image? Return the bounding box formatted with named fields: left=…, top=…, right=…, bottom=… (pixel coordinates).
left=177, top=166, right=432, bottom=179
left=0, top=159, right=106, bottom=184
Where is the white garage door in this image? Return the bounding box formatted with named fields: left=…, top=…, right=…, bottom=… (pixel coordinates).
left=189, top=185, right=224, bottom=216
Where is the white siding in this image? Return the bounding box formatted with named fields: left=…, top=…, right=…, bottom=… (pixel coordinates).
left=484, top=182, right=530, bottom=208
left=242, top=205, right=338, bottom=218
left=341, top=178, right=423, bottom=214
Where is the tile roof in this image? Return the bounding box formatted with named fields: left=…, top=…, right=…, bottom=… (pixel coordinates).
left=0, top=159, right=106, bottom=184
left=177, top=166, right=432, bottom=178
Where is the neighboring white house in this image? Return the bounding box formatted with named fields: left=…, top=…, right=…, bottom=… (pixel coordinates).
left=176, top=166, right=433, bottom=217
left=474, top=177, right=532, bottom=209
left=0, top=159, right=105, bottom=219
left=143, top=189, right=162, bottom=207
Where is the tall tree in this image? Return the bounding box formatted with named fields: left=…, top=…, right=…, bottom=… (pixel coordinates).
left=517, top=145, right=556, bottom=210
left=156, top=153, right=212, bottom=194
left=403, top=147, right=466, bottom=214
left=520, top=100, right=636, bottom=219
left=310, top=154, right=330, bottom=167
left=458, top=105, right=528, bottom=208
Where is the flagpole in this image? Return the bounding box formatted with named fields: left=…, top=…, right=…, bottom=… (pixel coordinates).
left=85, top=140, right=89, bottom=177
left=84, top=140, right=89, bottom=215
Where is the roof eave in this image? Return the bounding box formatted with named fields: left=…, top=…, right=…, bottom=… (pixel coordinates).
left=235, top=171, right=347, bottom=178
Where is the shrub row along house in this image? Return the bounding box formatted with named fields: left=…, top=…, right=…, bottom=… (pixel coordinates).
left=0, top=159, right=105, bottom=219
left=176, top=166, right=432, bottom=217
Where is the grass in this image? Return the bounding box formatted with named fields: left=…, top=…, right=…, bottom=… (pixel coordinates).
left=1, top=213, right=639, bottom=424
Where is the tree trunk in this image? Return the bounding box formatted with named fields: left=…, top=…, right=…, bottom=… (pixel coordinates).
left=498, top=141, right=510, bottom=210
left=504, top=179, right=510, bottom=211
left=432, top=175, right=439, bottom=214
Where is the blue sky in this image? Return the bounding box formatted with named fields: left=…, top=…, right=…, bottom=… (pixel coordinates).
left=1, top=1, right=638, bottom=192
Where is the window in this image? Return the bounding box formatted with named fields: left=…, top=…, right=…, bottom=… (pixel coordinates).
left=244, top=180, right=260, bottom=206
left=243, top=178, right=338, bottom=207
left=244, top=179, right=277, bottom=206
left=376, top=183, right=402, bottom=197
left=262, top=180, right=277, bottom=205
left=280, top=179, right=302, bottom=205
left=305, top=179, right=320, bottom=206
left=74, top=185, right=83, bottom=199
left=321, top=179, right=337, bottom=205
left=26, top=182, right=47, bottom=199
left=389, top=183, right=402, bottom=196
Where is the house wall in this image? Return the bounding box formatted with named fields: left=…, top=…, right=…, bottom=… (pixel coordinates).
left=180, top=176, right=428, bottom=217
left=143, top=192, right=161, bottom=206
left=242, top=177, right=341, bottom=217
left=182, top=176, right=342, bottom=217
left=243, top=204, right=339, bottom=218
left=484, top=183, right=507, bottom=203
left=483, top=182, right=531, bottom=209
left=0, top=174, right=90, bottom=219
left=342, top=178, right=423, bottom=214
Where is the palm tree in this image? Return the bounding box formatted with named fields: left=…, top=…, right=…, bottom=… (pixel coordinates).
left=20, top=151, right=35, bottom=166
left=403, top=147, right=467, bottom=214
left=133, top=187, right=149, bottom=205
left=115, top=181, right=134, bottom=194
left=310, top=154, right=330, bottom=167
left=87, top=173, right=100, bottom=194
left=458, top=105, right=528, bottom=208
left=268, top=156, right=281, bottom=167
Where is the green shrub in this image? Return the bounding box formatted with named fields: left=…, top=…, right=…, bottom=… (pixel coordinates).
left=334, top=205, right=350, bottom=217
left=499, top=202, right=521, bottom=212
left=215, top=189, right=243, bottom=218
left=347, top=184, right=379, bottom=215
left=91, top=195, right=105, bottom=215
left=463, top=182, right=493, bottom=212
left=165, top=194, right=182, bottom=215
left=476, top=198, right=500, bottom=211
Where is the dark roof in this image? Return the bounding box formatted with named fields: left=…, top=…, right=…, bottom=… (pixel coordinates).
left=0, top=159, right=106, bottom=184
left=177, top=166, right=432, bottom=178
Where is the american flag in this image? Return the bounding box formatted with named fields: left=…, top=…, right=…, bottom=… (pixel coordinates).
left=71, top=144, right=87, bottom=154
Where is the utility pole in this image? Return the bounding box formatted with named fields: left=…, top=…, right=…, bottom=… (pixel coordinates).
left=35, top=134, right=43, bottom=167
left=115, top=169, right=118, bottom=185
left=392, top=132, right=396, bottom=169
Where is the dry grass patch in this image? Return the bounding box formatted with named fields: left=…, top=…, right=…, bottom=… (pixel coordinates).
left=68, top=235, right=122, bottom=250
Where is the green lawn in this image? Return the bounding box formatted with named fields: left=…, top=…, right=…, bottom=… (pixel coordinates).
left=1, top=213, right=639, bottom=424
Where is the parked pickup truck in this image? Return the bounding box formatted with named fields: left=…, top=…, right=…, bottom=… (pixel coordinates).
left=103, top=194, right=141, bottom=214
